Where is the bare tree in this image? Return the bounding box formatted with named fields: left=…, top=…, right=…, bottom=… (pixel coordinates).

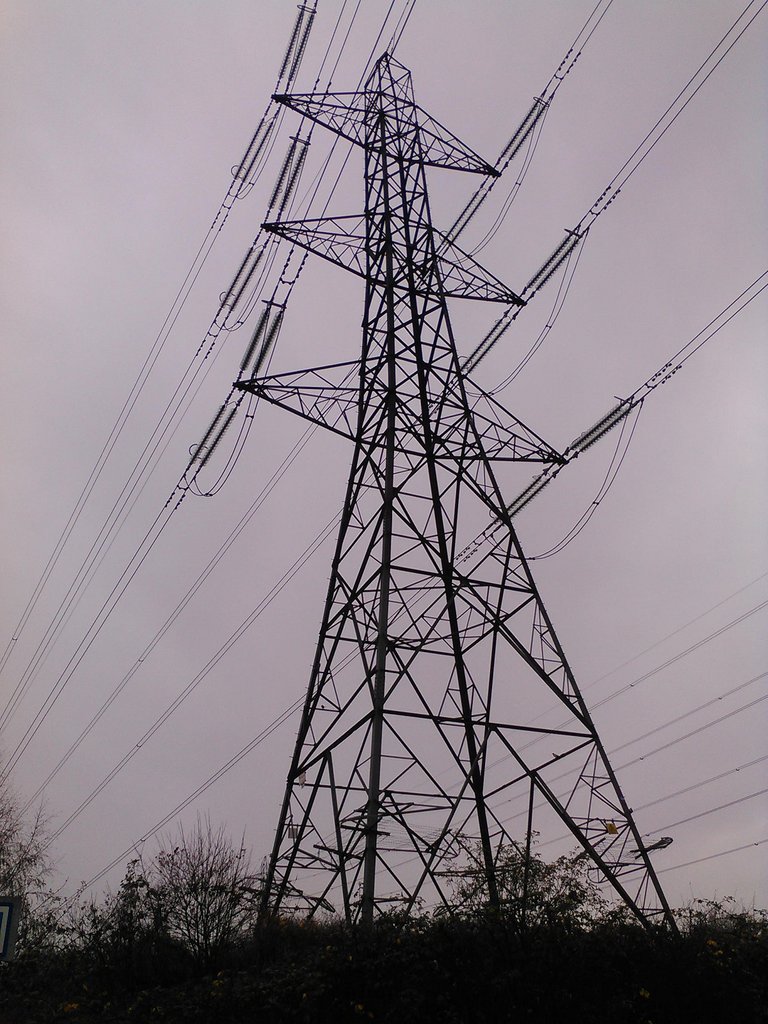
left=146, top=815, right=260, bottom=968
left=0, top=763, right=57, bottom=953
left=0, top=769, right=47, bottom=893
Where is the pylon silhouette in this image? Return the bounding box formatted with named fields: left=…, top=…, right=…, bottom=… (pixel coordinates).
left=238, top=54, right=675, bottom=928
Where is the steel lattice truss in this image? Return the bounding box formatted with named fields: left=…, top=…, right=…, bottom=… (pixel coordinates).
left=237, top=54, right=675, bottom=928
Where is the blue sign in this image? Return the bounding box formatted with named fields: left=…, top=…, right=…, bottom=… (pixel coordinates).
left=0, top=897, right=20, bottom=961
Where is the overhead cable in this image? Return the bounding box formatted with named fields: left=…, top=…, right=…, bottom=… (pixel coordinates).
left=484, top=614, right=768, bottom=781
left=42, top=512, right=340, bottom=850
left=461, top=0, right=768, bottom=374
left=535, top=751, right=768, bottom=852
left=14, top=0, right=411, bottom=776
left=19, top=425, right=318, bottom=815
left=638, top=756, right=768, bottom=815
left=445, top=1, right=615, bottom=250
left=0, top=2, right=318, bottom=689
left=492, top=689, right=768, bottom=830
left=656, top=837, right=768, bottom=875
left=646, top=786, right=768, bottom=836
left=0, top=2, right=336, bottom=744
left=70, top=695, right=305, bottom=899
left=458, top=270, right=768, bottom=562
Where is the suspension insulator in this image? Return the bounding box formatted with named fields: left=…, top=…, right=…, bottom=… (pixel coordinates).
left=190, top=403, right=230, bottom=464
left=448, top=189, right=487, bottom=241
left=233, top=115, right=266, bottom=181
left=482, top=310, right=515, bottom=350
left=277, top=7, right=306, bottom=82
left=239, top=306, right=271, bottom=375
left=276, top=140, right=309, bottom=219
left=496, top=97, right=548, bottom=167
left=252, top=308, right=285, bottom=376
left=568, top=399, right=636, bottom=455
left=524, top=231, right=581, bottom=296
left=462, top=307, right=520, bottom=373
left=221, top=250, right=251, bottom=307
left=229, top=248, right=265, bottom=314
left=269, top=140, right=298, bottom=211
left=233, top=113, right=277, bottom=184
left=286, top=9, right=315, bottom=86
left=221, top=246, right=265, bottom=310
left=197, top=406, right=239, bottom=471
left=506, top=473, right=554, bottom=517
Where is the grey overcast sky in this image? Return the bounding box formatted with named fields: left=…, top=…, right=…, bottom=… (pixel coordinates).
left=1, top=0, right=766, bottom=912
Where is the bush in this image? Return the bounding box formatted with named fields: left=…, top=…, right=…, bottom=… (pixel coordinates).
left=444, top=837, right=605, bottom=931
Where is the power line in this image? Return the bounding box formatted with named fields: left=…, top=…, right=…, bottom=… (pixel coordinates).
left=72, top=695, right=305, bottom=897
left=646, top=787, right=768, bottom=835
left=64, top=454, right=767, bottom=894
left=445, top=0, right=614, bottom=251
left=489, top=231, right=590, bottom=394
left=343, top=275, right=768, bottom=740
left=492, top=683, right=768, bottom=825
left=43, top=512, right=340, bottom=849
left=540, top=0, right=617, bottom=102
left=656, top=837, right=768, bottom=875
left=529, top=400, right=644, bottom=560
left=481, top=600, right=768, bottom=778
left=0, top=0, right=641, bottom=773
left=76, top=650, right=765, bottom=893
left=201, top=212, right=767, bottom=860
left=635, top=272, right=768, bottom=399
left=388, top=0, right=417, bottom=51
left=462, top=0, right=768, bottom=372
left=0, top=216, right=282, bottom=730
left=1, top=0, right=397, bottom=763
left=585, top=0, right=768, bottom=224
left=5, top=285, right=299, bottom=753
left=536, top=751, right=768, bottom=851
left=609, top=671, right=768, bottom=758
left=31, top=4, right=768, bottom=913
left=579, top=571, right=768, bottom=691
left=20, top=425, right=318, bottom=815
left=616, top=692, right=768, bottom=773
left=460, top=270, right=768, bottom=561
left=592, top=601, right=768, bottom=713
left=636, top=754, right=768, bottom=813
left=0, top=1, right=319, bottom=689
left=3, top=494, right=185, bottom=774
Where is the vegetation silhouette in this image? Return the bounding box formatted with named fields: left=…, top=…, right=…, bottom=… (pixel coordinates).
left=0, top=804, right=765, bottom=1022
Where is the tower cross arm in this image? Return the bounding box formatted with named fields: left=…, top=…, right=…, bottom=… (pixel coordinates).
left=263, top=216, right=525, bottom=304
left=273, top=91, right=497, bottom=176
left=235, top=360, right=361, bottom=440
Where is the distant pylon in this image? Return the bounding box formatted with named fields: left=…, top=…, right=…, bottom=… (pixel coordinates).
left=238, top=54, right=675, bottom=928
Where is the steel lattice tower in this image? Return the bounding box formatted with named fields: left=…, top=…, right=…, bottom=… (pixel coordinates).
left=238, top=54, right=675, bottom=928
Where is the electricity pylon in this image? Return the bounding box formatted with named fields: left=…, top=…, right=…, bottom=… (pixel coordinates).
left=238, top=54, right=675, bottom=928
